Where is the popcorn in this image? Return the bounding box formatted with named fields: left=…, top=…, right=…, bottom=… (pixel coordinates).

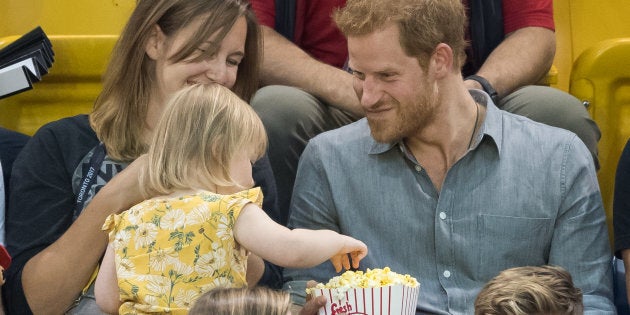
left=307, top=267, right=420, bottom=315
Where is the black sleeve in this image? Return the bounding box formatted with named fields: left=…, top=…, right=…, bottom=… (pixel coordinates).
left=253, top=154, right=281, bottom=224
left=614, top=138, right=630, bottom=258
left=2, top=116, right=97, bottom=314
left=252, top=153, right=284, bottom=289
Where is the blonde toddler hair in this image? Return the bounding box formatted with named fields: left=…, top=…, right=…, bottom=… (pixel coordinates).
left=140, top=84, right=267, bottom=197
left=188, top=286, right=291, bottom=315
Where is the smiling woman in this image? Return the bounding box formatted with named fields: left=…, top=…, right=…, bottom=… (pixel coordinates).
left=3, top=1, right=283, bottom=314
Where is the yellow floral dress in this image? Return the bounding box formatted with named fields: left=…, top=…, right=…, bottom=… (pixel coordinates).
left=103, top=188, right=263, bottom=315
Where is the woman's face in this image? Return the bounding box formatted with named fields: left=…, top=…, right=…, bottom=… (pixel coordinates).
left=148, top=16, right=247, bottom=104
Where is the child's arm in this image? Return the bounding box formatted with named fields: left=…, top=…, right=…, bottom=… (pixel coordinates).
left=234, top=203, right=368, bottom=272
left=94, top=244, right=122, bottom=314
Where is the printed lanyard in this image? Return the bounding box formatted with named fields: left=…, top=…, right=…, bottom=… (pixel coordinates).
left=73, top=143, right=106, bottom=220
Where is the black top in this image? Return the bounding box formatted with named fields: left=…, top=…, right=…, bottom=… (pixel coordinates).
left=614, top=138, right=630, bottom=258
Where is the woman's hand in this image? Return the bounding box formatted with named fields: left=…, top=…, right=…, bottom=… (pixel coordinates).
left=97, top=154, right=149, bottom=215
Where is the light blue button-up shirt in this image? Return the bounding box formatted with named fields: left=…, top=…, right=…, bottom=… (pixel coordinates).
left=284, top=90, right=615, bottom=314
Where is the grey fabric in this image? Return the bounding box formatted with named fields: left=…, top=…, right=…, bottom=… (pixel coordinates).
left=64, top=282, right=106, bottom=315
left=499, top=85, right=601, bottom=169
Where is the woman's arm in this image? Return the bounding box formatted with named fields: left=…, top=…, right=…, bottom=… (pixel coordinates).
left=22, top=156, right=145, bottom=314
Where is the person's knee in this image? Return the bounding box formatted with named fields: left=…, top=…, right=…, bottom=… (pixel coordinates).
left=251, top=86, right=323, bottom=127
left=502, top=86, right=601, bottom=167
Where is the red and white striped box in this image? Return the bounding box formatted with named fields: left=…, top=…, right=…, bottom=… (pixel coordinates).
left=311, top=284, right=420, bottom=315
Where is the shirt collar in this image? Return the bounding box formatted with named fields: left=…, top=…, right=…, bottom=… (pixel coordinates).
left=367, top=89, right=503, bottom=156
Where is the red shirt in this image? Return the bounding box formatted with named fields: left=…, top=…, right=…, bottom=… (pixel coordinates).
left=251, top=0, right=554, bottom=68
left=251, top=0, right=348, bottom=68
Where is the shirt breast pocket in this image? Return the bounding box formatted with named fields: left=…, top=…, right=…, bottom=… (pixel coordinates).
left=476, top=214, right=553, bottom=281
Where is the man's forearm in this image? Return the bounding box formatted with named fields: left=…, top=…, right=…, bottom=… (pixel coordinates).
left=472, top=27, right=555, bottom=99
left=259, top=26, right=363, bottom=116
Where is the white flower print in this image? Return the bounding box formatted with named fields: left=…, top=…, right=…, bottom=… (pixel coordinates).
left=160, top=208, right=186, bottom=230
left=145, top=275, right=170, bottom=296
left=212, top=277, right=232, bottom=288
left=225, top=197, right=243, bottom=210
left=186, top=203, right=211, bottom=226
left=172, top=260, right=194, bottom=277
left=211, top=242, right=226, bottom=261
left=126, top=203, right=146, bottom=226
left=143, top=295, right=159, bottom=307
left=116, top=258, right=136, bottom=279
left=195, top=253, right=219, bottom=277
left=112, top=230, right=131, bottom=250
left=134, top=222, right=158, bottom=250
left=149, top=248, right=176, bottom=272
left=173, top=289, right=199, bottom=308
left=231, top=252, right=247, bottom=275
left=216, top=215, right=232, bottom=241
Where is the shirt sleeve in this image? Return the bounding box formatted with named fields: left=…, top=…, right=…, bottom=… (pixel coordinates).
left=502, top=0, right=555, bottom=34
left=250, top=0, right=276, bottom=28
left=550, top=135, right=616, bottom=313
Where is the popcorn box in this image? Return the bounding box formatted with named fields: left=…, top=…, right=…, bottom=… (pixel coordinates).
left=308, top=267, right=420, bottom=315
left=311, top=284, right=419, bottom=315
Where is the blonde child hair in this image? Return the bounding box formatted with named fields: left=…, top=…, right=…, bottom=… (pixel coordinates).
left=140, top=83, right=267, bottom=196
left=189, top=286, right=291, bottom=315
left=474, top=265, right=583, bottom=315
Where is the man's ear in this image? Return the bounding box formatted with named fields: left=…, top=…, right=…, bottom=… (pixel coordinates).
left=430, top=43, right=454, bottom=78
left=145, top=24, right=165, bottom=61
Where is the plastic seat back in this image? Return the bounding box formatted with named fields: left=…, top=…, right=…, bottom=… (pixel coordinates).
left=570, top=38, right=630, bottom=244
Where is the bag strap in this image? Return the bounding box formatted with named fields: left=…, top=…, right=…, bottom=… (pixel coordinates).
left=275, top=0, right=296, bottom=41
left=73, top=143, right=106, bottom=220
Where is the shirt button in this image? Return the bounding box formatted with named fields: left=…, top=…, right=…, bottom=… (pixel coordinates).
left=443, top=270, right=451, bottom=278
left=414, top=165, right=422, bottom=172
left=439, top=212, right=447, bottom=220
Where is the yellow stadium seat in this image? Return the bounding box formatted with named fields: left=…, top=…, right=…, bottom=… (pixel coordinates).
left=0, top=35, right=118, bottom=135
left=569, top=38, right=630, bottom=242
left=552, top=0, right=630, bottom=92
left=0, top=0, right=134, bottom=37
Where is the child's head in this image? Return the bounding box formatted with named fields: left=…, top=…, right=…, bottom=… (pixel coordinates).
left=141, top=83, right=267, bottom=196
left=188, top=286, right=291, bottom=315
left=474, top=265, right=583, bottom=315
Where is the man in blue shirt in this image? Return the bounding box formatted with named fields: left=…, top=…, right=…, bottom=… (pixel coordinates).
left=284, top=0, right=615, bottom=314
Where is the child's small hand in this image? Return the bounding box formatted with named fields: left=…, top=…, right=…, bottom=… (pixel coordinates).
left=330, top=236, right=368, bottom=272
